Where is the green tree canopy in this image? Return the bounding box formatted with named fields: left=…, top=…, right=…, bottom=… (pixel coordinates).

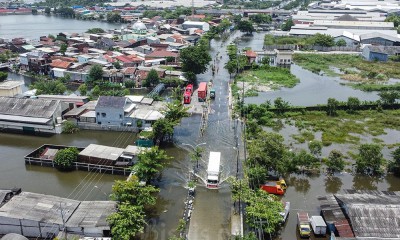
left=131, top=147, right=172, bottom=183
left=62, top=121, right=79, bottom=134
left=347, top=97, right=360, bottom=113
left=88, top=64, right=104, bottom=84
left=0, top=72, right=8, bottom=81
left=326, top=150, right=345, bottom=174
left=60, top=43, right=68, bottom=56
left=180, top=45, right=211, bottom=75
left=249, top=14, right=272, bottom=24
left=281, top=19, right=294, bottom=31
left=78, top=83, right=87, bottom=96
left=237, top=20, right=255, bottom=34
left=107, top=203, right=146, bottom=240
left=356, top=143, right=386, bottom=175
left=31, top=80, right=66, bottom=95
left=336, top=39, right=347, bottom=47
left=54, top=147, right=79, bottom=169
left=326, top=98, right=339, bottom=116
left=86, top=28, right=105, bottom=34
left=312, top=33, right=335, bottom=47
left=308, top=140, right=322, bottom=158
left=110, top=176, right=159, bottom=206
left=379, top=90, right=399, bottom=105
left=106, top=12, right=121, bottom=23
left=143, top=69, right=160, bottom=87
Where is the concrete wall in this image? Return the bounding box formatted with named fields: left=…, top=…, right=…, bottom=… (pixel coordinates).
left=362, top=47, right=388, bottom=61
left=95, top=106, right=125, bottom=126
left=0, top=85, right=22, bottom=97
left=0, top=216, right=60, bottom=238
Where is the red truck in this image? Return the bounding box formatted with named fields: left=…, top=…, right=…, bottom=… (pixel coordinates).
left=198, top=82, right=207, bottom=102
left=185, top=84, right=193, bottom=96
left=261, top=182, right=285, bottom=195
left=183, top=91, right=191, bottom=104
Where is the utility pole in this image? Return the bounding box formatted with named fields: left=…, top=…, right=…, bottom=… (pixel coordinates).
left=60, top=202, right=67, bottom=239
left=191, top=0, right=194, bottom=20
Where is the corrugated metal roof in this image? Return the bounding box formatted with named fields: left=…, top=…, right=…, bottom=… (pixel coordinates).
left=97, top=96, right=126, bottom=108
left=79, top=144, right=124, bottom=161
left=0, top=97, right=59, bottom=119
left=65, top=201, right=116, bottom=228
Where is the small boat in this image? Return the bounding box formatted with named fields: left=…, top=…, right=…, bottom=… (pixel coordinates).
left=280, top=201, right=290, bottom=223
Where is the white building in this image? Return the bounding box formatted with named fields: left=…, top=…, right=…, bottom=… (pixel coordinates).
left=0, top=81, right=23, bottom=97
left=182, top=21, right=210, bottom=31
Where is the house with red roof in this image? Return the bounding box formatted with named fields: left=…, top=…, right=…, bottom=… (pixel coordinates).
left=245, top=50, right=257, bottom=64
left=145, top=50, right=179, bottom=62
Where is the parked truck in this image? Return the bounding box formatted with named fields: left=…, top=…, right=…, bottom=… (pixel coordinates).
left=310, top=216, right=327, bottom=236
left=197, top=82, right=208, bottom=102
left=297, top=212, right=311, bottom=238
left=261, top=182, right=285, bottom=195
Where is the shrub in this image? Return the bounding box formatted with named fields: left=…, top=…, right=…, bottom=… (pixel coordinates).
left=54, top=147, right=79, bottom=170
left=62, top=121, right=79, bottom=134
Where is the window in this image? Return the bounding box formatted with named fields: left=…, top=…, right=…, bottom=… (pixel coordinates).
left=97, top=112, right=99, bottom=116
left=102, top=113, right=106, bottom=117
left=119, top=114, right=123, bottom=119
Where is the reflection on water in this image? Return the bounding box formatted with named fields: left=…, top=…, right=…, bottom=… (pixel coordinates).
left=352, top=174, right=380, bottom=190
left=288, top=175, right=311, bottom=194
left=324, top=175, right=343, bottom=194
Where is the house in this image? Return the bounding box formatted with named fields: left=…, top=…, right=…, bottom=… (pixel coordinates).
left=360, top=32, right=400, bottom=46
left=0, top=191, right=116, bottom=238
left=37, top=95, right=89, bottom=113
left=19, top=51, right=51, bottom=74
left=96, top=37, right=117, bottom=50
left=334, top=31, right=360, bottom=46
left=95, top=96, right=136, bottom=126
left=0, top=97, right=63, bottom=134
left=78, top=144, right=125, bottom=165
left=0, top=81, right=24, bottom=97
left=245, top=50, right=257, bottom=64
left=362, top=45, right=400, bottom=62
left=182, top=21, right=210, bottom=31
left=145, top=50, right=179, bottom=62
left=275, top=49, right=293, bottom=65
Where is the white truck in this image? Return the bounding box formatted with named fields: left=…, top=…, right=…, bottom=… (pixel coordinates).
left=310, top=216, right=327, bottom=236
left=206, top=151, right=221, bottom=189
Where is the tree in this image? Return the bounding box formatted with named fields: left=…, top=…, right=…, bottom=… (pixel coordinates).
left=45, top=7, right=51, bottom=15
left=106, top=12, right=121, bottom=23
left=379, top=90, right=399, bottom=105
left=274, top=97, right=290, bottom=114
left=163, top=102, right=189, bottom=123
left=190, top=146, right=204, bottom=169
left=233, top=14, right=242, bottom=24
left=356, top=143, right=386, bottom=175
left=336, top=39, right=347, bottom=47
left=78, top=83, right=87, bottom=96
left=86, top=28, right=105, bottom=34
left=107, top=203, right=146, bottom=240
left=326, top=150, right=345, bottom=174
left=308, top=140, right=322, bottom=158
left=110, top=176, right=159, bottom=205
left=180, top=45, right=211, bottom=75
left=249, top=14, right=272, bottom=24
left=54, top=147, right=79, bottom=170
left=60, top=43, right=68, bottom=56
left=143, top=69, right=159, bottom=87
left=281, top=19, right=294, bottom=31
left=62, top=121, right=79, bottom=133
left=0, top=72, right=8, bottom=81
left=347, top=97, right=360, bottom=113
left=390, top=147, right=400, bottom=176
left=293, top=149, right=320, bottom=171
left=131, top=147, right=171, bottom=183
left=385, top=14, right=400, bottom=27
left=245, top=189, right=284, bottom=235
left=171, top=87, right=183, bottom=102
left=113, top=61, right=121, bottom=70
left=224, top=60, right=237, bottom=77
left=312, top=33, right=335, bottom=47
left=151, top=118, right=175, bottom=145
left=237, top=20, right=255, bottom=34
left=326, top=98, right=339, bottom=116
left=31, top=80, right=66, bottom=95
left=88, top=64, right=104, bottom=84
left=91, top=85, right=101, bottom=97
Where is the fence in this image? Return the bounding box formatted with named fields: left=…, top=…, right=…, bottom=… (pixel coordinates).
left=263, top=45, right=361, bottom=52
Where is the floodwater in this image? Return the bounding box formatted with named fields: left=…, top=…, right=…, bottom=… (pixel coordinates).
left=236, top=32, right=380, bottom=106
left=0, top=14, right=121, bottom=40
left=0, top=130, right=132, bottom=200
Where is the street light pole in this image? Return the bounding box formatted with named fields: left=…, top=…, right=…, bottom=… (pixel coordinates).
left=182, top=142, right=206, bottom=169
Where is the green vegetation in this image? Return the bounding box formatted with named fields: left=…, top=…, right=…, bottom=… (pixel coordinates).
left=0, top=72, right=7, bottom=81
left=143, top=69, right=159, bottom=87
left=293, top=53, right=400, bottom=84
left=62, top=121, right=79, bottom=134
left=106, top=12, right=121, bottom=23
left=355, top=143, right=386, bottom=175
left=236, top=65, right=299, bottom=90
left=326, top=150, right=346, bottom=174
left=107, top=203, right=146, bottom=240
left=264, top=34, right=334, bottom=46
left=281, top=19, right=294, bottom=31
left=142, top=7, right=191, bottom=19
left=54, top=147, right=79, bottom=170
left=30, top=80, right=67, bottom=95
left=0, top=50, right=14, bottom=63
left=385, top=14, right=400, bottom=33
left=349, top=82, right=400, bottom=92
left=180, top=40, right=211, bottom=84
left=237, top=20, right=255, bottom=35
left=86, top=28, right=105, bottom=34
left=131, top=147, right=171, bottom=183
left=249, top=14, right=272, bottom=24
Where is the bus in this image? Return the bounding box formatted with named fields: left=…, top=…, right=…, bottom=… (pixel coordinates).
left=206, top=151, right=221, bottom=189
